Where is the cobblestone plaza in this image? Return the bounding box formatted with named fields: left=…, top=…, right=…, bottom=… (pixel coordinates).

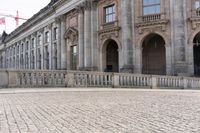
left=0, top=88, right=200, bottom=133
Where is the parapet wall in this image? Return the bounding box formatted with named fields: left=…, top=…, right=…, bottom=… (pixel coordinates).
left=0, top=69, right=200, bottom=89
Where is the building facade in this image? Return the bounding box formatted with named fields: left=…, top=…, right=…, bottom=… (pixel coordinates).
left=0, top=0, right=200, bottom=76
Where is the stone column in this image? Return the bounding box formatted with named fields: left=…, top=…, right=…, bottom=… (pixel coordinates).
left=171, top=0, right=188, bottom=75
left=166, top=45, right=172, bottom=75
left=49, top=26, right=52, bottom=70
left=19, top=44, right=21, bottom=69
left=188, top=44, right=194, bottom=76
left=77, top=6, right=84, bottom=70
left=34, top=39, right=37, bottom=70
left=91, top=1, right=98, bottom=71
left=41, top=33, right=44, bottom=69
left=55, top=17, right=61, bottom=70
left=60, top=15, right=67, bottom=70
left=28, top=40, right=31, bottom=69
left=134, top=46, right=142, bottom=74
left=121, top=0, right=134, bottom=73
left=83, top=1, right=92, bottom=70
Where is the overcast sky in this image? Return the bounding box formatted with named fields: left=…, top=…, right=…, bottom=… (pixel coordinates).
left=0, top=0, right=50, bottom=34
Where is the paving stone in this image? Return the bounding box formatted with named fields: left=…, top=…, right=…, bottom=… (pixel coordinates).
left=0, top=89, right=200, bottom=133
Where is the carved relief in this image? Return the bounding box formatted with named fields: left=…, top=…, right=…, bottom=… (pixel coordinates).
left=66, top=10, right=78, bottom=29
left=64, top=27, right=78, bottom=44
left=135, top=20, right=169, bottom=34
left=189, top=18, right=200, bottom=30
left=99, top=26, right=120, bottom=40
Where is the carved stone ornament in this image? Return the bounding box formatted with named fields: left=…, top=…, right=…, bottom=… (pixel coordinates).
left=189, top=17, right=200, bottom=30
left=135, top=20, right=169, bottom=34
left=64, top=27, right=78, bottom=43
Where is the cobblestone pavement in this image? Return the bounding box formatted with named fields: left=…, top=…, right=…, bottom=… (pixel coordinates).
left=0, top=88, right=200, bottom=133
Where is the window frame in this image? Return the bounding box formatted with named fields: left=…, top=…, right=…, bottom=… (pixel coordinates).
left=70, top=45, right=77, bottom=70
left=45, top=31, right=50, bottom=43
left=142, top=0, right=161, bottom=15
left=104, top=4, right=116, bottom=23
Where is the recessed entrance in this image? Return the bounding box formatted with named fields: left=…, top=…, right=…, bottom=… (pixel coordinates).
left=142, top=34, right=166, bottom=75
left=103, top=40, right=119, bottom=72
left=193, top=33, right=200, bottom=76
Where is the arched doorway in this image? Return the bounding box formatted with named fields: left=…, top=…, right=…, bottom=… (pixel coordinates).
left=103, top=40, right=119, bottom=72
left=193, top=33, right=200, bottom=76
left=142, top=34, right=166, bottom=75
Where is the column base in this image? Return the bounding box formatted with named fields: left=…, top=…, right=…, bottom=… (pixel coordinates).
left=79, top=67, right=98, bottom=71
left=120, top=66, right=134, bottom=73
left=174, top=62, right=188, bottom=76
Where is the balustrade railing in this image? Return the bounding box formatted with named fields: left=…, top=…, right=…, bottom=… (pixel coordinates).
left=186, top=77, right=200, bottom=89
left=73, top=71, right=113, bottom=87
left=192, top=9, right=200, bottom=17
left=141, top=14, right=161, bottom=22
left=156, top=75, right=183, bottom=89
left=18, top=70, right=67, bottom=87
left=117, top=73, right=151, bottom=88
left=1, top=69, right=200, bottom=89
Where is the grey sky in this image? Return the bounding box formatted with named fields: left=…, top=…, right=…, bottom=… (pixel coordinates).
left=0, top=0, right=50, bottom=34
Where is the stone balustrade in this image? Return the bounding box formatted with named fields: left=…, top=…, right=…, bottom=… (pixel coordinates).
left=192, top=9, right=200, bottom=17
left=141, top=13, right=161, bottom=22
left=1, top=69, right=200, bottom=89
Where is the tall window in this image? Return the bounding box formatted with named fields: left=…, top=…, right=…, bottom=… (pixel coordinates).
left=45, top=46, right=49, bottom=69
left=196, top=0, right=200, bottom=9
left=17, top=45, right=19, bottom=54
left=21, top=44, right=24, bottom=52
left=38, top=35, right=42, bottom=46
left=13, top=47, right=15, bottom=56
left=143, top=0, right=160, bottom=15
left=104, top=5, right=115, bottom=23
left=38, top=49, right=41, bottom=69
left=45, top=31, right=50, bottom=43
left=71, top=45, right=77, bottom=70
left=26, top=41, right=29, bottom=51
left=31, top=38, right=35, bottom=48
left=53, top=27, right=58, bottom=40
left=31, top=50, right=35, bottom=69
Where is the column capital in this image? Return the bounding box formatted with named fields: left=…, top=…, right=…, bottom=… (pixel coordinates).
left=76, top=5, right=84, bottom=13
left=83, top=1, right=92, bottom=10
left=38, top=28, right=44, bottom=34
left=55, top=14, right=66, bottom=24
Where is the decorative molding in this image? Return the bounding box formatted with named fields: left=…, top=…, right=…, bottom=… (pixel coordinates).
left=98, top=26, right=120, bottom=40
left=98, top=0, right=114, bottom=6
left=135, top=20, right=169, bottom=34
left=64, top=27, right=78, bottom=44
left=189, top=17, right=200, bottom=30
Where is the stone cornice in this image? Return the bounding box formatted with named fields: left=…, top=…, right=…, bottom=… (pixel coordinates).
left=4, top=0, right=68, bottom=43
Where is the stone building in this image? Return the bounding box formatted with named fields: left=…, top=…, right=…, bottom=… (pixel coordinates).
left=1, top=0, right=200, bottom=76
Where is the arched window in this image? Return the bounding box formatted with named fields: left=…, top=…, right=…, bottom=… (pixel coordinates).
left=143, top=0, right=160, bottom=15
